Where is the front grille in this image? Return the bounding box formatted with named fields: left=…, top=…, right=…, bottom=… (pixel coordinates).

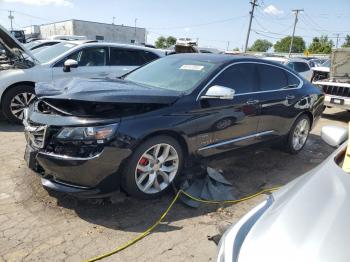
left=322, top=85, right=350, bottom=97
left=24, top=122, right=47, bottom=148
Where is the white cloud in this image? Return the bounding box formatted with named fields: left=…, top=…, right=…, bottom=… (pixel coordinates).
left=2, top=0, right=74, bottom=7
left=184, top=27, right=190, bottom=32
left=263, top=5, right=283, bottom=16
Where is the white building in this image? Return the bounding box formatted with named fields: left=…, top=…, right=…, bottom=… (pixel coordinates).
left=24, top=19, right=146, bottom=44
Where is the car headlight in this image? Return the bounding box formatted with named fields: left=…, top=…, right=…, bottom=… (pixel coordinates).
left=56, top=123, right=118, bottom=142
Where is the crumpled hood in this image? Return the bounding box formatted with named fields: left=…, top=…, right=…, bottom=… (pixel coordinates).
left=34, top=77, right=181, bottom=118
left=36, top=77, right=181, bottom=104
left=0, top=25, right=36, bottom=61
left=238, top=143, right=350, bottom=262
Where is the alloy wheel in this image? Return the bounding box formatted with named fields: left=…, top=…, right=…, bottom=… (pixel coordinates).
left=10, top=92, right=36, bottom=120
left=135, top=143, right=179, bottom=194
left=292, top=118, right=310, bottom=151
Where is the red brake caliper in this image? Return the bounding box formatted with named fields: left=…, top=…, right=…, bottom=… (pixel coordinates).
left=137, top=157, right=149, bottom=173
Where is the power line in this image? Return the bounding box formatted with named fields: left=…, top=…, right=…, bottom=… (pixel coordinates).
left=147, top=15, right=248, bottom=30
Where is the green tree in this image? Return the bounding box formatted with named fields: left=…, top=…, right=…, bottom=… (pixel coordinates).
left=274, top=36, right=306, bottom=53
left=342, top=35, right=350, bottom=48
left=166, top=36, right=177, bottom=48
left=232, top=47, right=240, bottom=51
left=249, top=39, right=273, bottom=52
left=308, top=36, right=333, bottom=54
left=155, top=36, right=166, bottom=49
left=155, top=36, right=177, bottom=49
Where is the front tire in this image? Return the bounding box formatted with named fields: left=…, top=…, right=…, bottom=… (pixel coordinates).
left=122, top=135, right=183, bottom=199
left=1, top=85, right=36, bottom=124
left=286, top=114, right=311, bottom=154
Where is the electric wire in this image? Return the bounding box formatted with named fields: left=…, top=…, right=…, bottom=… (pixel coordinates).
left=85, top=186, right=281, bottom=262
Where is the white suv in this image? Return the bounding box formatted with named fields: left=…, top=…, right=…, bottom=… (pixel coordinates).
left=0, top=26, right=163, bottom=123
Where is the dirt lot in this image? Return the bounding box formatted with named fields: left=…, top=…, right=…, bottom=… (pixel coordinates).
left=0, top=108, right=348, bottom=262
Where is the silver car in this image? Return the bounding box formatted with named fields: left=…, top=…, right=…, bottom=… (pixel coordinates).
left=217, top=125, right=349, bottom=262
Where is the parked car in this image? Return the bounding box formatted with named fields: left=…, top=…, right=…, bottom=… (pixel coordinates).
left=313, top=49, right=350, bottom=111
left=217, top=125, right=349, bottom=262
left=24, top=40, right=64, bottom=51
left=24, top=54, right=324, bottom=199
left=262, top=56, right=288, bottom=64
left=285, top=58, right=313, bottom=81
left=311, top=59, right=331, bottom=82
left=0, top=25, right=164, bottom=123
left=10, top=30, right=26, bottom=43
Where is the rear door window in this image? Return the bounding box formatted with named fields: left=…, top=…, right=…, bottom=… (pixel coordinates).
left=110, top=48, right=146, bottom=66
left=293, top=62, right=310, bottom=72
left=257, top=64, right=289, bottom=91
left=211, top=63, right=258, bottom=94
left=142, top=51, right=159, bottom=63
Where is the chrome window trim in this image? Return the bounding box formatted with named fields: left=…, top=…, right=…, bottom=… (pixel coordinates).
left=196, top=61, right=303, bottom=101
left=198, top=130, right=275, bottom=151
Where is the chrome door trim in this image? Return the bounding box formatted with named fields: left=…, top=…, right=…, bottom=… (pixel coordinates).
left=38, top=151, right=103, bottom=161
left=196, top=61, right=303, bottom=101
left=198, top=130, right=275, bottom=151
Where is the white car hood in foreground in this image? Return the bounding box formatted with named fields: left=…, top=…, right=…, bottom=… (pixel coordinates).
left=238, top=143, right=350, bottom=262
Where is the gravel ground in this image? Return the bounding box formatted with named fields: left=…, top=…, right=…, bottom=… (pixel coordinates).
left=0, top=108, right=348, bottom=262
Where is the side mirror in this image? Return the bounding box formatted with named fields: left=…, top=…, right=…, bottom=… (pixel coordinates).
left=201, top=85, right=235, bottom=100
left=321, top=125, right=348, bottom=148
left=63, top=59, right=78, bottom=72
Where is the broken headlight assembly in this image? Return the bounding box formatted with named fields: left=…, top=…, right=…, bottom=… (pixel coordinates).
left=56, top=123, right=118, bottom=143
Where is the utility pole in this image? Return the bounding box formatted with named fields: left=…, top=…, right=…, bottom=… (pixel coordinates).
left=8, top=10, right=14, bottom=31
left=112, top=17, right=116, bottom=25
left=226, top=41, right=230, bottom=51
left=334, top=33, right=340, bottom=48
left=134, top=18, right=138, bottom=44
left=288, top=9, right=303, bottom=57
left=244, top=0, right=258, bottom=53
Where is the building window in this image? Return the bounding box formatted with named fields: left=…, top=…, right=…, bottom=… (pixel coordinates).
left=96, top=35, right=104, bottom=41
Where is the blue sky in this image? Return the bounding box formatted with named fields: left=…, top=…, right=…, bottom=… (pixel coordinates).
left=0, top=0, right=349, bottom=50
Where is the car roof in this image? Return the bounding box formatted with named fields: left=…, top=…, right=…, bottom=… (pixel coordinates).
left=286, top=58, right=310, bottom=63
left=72, top=41, right=165, bottom=55
left=166, top=53, right=284, bottom=66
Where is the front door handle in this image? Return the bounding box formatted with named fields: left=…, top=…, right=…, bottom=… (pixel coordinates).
left=286, top=95, right=295, bottom=100
left=246, top=99, right=259, bottom=105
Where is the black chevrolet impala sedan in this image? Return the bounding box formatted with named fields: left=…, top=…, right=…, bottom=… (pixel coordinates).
left=24, top=54, right=324, bottom=198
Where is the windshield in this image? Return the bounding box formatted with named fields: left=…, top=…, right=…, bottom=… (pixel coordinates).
left=322, top=59, right=331, bottom=67
left=34, top=42, right=77, bottom=64
left=24, top=41, right=40, bottom=50
left=125, top=55, right=217, bottom=93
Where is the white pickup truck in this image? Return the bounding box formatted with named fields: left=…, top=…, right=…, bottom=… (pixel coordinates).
left=313, top=48, right=350, bottom=110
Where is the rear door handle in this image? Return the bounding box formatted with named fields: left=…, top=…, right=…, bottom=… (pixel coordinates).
left=286, top=95, right=295, bottom=100
left=246, top=99, right=259, bottom=105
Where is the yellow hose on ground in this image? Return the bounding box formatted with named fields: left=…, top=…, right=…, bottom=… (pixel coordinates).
left=85, top=186, right=281, bottom=262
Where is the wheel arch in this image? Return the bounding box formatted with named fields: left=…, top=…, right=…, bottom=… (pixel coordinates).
left=137, top=130, right=190, bottom=160
left=298, top=111, right=314, bottom=128
left=0, top=81, right=35, bottom=106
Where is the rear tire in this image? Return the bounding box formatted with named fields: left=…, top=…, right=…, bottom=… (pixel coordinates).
left=285, top=114, right=311, bottom=154
left=121, top=135, right=183, bottom=199
left=1, top=85, right=36, bottom=124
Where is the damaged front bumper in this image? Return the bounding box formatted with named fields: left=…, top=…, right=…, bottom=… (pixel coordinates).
left=23, top=108, right=133, bottom=197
